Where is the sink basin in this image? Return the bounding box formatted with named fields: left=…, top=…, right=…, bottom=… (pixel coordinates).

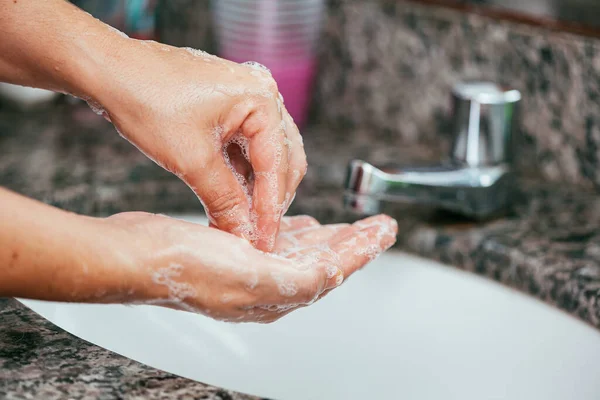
left=19, top=215, right=600, bottom=400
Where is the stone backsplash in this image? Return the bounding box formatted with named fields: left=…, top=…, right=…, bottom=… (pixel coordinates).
left=313, top=0, right=600, bottom=189
left=161, top=0, right=600, bottom=189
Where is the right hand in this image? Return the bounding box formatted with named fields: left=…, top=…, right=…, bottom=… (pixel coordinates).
left=94, top=39, right=307, bottom=251
left=104, top=212, right=397, bottom=323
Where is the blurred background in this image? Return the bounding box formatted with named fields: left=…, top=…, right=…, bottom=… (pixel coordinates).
left=2, top=0, right=600, bottom=217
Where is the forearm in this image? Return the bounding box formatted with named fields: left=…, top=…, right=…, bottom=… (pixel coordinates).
left=0, top=0, right=129, bottom=100
left=0, top=188, right=136, bottom=302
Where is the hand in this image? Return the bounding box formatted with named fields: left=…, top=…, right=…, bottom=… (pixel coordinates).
left=0, top=1, right=303, bottom=251
left=94, top=40, right=306, bottom=251
left=105, top=213, right=398, bottom=323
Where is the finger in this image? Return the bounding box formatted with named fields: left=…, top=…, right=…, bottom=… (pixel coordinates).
left=185, top=154, right=253, bottom=241
left=221, top=308, right=278, bottom=323
left=242, top=216, right=398, bottom=323
left=274, top=232, right=297, bottom=253
left=279, top=215, right=319, bottom=232
left=293, top=223, right=350, bottom=244
left=239, top=283, right=338, bottom=324
left=160, top=302, right=274, bottom=324
left=282, top=111, right=306, bottom=215
left=245, top=249, right=349, bottom=322
left=274, top=225, right=332, bottom=257
left=229, top=305, right=301, bottom=324
left=275, top=223, right=349, bottom=257
left=317, top=288, right=334, bottom=301
left=247, top=115, right=290, bottom=251
left=282, top=216, right=396, bottom=290
left=256, top=257, right=337, bottom=307
left=276, top=223, right=352, bottom=258
left=329, top=215, right=398, bottom=282
left=250, top=283, right=336, bottom=323
left=249, top=305, right=300, bottom=324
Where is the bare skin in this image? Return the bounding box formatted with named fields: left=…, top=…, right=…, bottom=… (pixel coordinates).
left=0, top=0, right=303, bottom=250
left=0, top=188, right=397, bottom=323
left=0, top=0, right=399, bottom=322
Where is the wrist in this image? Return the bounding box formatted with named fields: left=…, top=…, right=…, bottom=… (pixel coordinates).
left=0, top=0, right=133, bottom=100
left=76, top=37, right=156, bottom=122
left=68, top=215, right=143, bottom=303
left=28, top=0, right=137, bottom=105
left=60, top=30, right=135, bottom=104
left=89, top=214, right=174, bottom=305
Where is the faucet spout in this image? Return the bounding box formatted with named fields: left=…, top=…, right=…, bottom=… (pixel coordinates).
left=344, top=160, right=513, bottom=218
left=344, top=81, right=521, bottom=219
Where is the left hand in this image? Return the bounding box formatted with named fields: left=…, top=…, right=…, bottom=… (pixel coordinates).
left=101, top=212, right=398, bottom=323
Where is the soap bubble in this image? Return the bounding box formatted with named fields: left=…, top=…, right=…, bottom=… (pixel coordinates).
left=242, top=61, right=271, bottom=75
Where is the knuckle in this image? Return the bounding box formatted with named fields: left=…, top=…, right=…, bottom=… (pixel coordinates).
left=206, top=189, right=242, bottom=215
left=241, top=110, right=266, bottom=138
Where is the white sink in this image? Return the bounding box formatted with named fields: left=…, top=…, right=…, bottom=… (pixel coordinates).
left=20, top=215, right=600, bottom=400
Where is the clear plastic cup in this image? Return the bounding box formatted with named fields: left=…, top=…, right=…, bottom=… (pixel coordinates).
left=211, top=0, right=324, bottom=127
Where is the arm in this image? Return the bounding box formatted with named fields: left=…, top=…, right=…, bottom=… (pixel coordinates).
left=0, top=0, right=123, bottom=99
left=0, top=187, right=397, bottom=323
left=0, top=187, right=136, bottom=302
left=0, top=0, right=306, bottom=251
left=0, top=1, right=399, bottom=323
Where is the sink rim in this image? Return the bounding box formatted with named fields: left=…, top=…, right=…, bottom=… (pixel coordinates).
left=17, top=242, right=600, bottom=400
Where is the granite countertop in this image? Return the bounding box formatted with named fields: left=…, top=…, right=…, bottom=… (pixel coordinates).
left=1, top=103, right=600, bottom=399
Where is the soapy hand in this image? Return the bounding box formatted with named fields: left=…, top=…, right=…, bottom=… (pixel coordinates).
left=105, top=213, right=397, bottom=323
left=95, top=40, right=306, bottom=251
left=0, top=0, right=400, bottom=323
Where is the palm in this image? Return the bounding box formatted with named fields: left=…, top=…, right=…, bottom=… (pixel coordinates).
left=275, top=215, right=397, bottom=282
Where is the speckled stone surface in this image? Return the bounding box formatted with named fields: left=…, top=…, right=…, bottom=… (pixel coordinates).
left=312, top=0, right=600, bottom=189
left=3, top=0, right=600, bottom=397
left=1, top=103, right=600, bottom=398
left=0, top=300, right=260, bottom=400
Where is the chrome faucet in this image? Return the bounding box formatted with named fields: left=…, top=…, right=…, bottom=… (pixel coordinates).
left=344, top=82, right=522, bottom=219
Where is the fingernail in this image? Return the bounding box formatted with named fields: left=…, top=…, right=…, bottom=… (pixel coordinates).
left=334, top=270, right=344, bottom=287
left=325, top=266, right=344, bottom=289
left=382, top=235, right=397, bottom=251
left=325, top=264, right=338, bottom=278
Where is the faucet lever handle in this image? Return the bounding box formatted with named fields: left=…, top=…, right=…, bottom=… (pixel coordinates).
left=450, top=82, right=521, bottom=167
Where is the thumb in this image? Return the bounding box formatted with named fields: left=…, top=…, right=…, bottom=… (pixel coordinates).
left=185, top=155, right=253, bottom=241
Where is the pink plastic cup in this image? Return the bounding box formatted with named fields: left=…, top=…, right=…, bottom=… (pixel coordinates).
left=212, top=0, right=324, bottom=128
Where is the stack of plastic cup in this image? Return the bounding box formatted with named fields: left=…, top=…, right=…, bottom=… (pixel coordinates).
left=211, top=0, right=325, bottom=128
